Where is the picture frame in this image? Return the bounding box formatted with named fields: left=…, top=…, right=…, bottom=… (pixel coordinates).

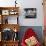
left=24, top=8, right=37, bottom=18
left=2, top=10, right=9, bottom=15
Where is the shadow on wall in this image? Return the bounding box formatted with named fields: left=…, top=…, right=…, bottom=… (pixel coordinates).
left=18, top=26, right=43, bottom=44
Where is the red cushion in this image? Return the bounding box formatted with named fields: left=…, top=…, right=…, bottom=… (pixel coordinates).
left=21, top=28, right=41, bottom=46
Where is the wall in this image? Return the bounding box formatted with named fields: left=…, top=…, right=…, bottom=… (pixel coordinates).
left=0, top=0, right=15, bottom=7
left=0, top=0, right=44, bottom=26
left=17, top=0, right=44, bottom=26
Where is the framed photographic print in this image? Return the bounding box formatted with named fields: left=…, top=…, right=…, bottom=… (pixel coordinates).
left=2, top=10, right=9, bottom=15
left=24, top=8, right=37, bottom=18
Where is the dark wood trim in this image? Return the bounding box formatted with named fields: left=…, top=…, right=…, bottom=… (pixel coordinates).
left=0, top=24, right=19, bottom=32
left=0, top=7, right=19, bottom=10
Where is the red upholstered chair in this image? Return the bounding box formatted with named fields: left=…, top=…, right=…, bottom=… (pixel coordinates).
left=21, top=28, right=41, bottom=46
